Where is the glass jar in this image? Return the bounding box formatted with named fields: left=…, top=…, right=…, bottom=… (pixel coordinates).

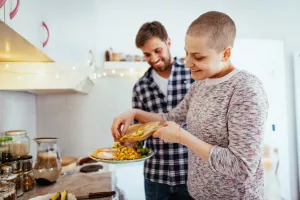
left=5, top=130, right=30, bottom=158
left=0, top=165, right=16, bottom=200
left=0, top=137, right=13, bottom=164
left=6, top=157, right=23, bottom=197
left=0, top=181, right=16, bottom=200
left=21, top=155, right=33, bottom=172
left=21, top=155, right=34, bottom=192
left=23, top=171, right=34, bottom=192
left=33, top=138, right=62, bottom=186
left=8, top=158, right=22, bottom=174
left=7, top=173, right=23, bottom=197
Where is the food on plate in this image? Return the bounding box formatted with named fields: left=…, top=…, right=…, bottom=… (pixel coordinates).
left=116, top=121, right=162, bottom=142
left=91, top=142, right=150, bottom=161
left=61, top=190, right=68, bottom=200
left=50, top=190, right=68, bottom=200
left=50, top=192, right=60, bottom=200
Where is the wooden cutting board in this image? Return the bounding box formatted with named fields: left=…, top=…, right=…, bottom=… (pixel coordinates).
left=22, top=172, right=114, bottom=200
left=116, top=121, right=163, bottom=142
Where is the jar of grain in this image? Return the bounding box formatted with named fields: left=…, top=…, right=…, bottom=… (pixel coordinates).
left=4, top=131, right=30, bottom=158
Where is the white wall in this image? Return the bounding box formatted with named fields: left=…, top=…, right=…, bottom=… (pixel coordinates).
left=0, top=91, right=37, bottom=157
left=36, top=1, right=300, bottom=200
left=36, top=76, right=138, bottom=156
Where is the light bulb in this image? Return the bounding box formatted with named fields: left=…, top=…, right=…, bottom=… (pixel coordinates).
left=93, top=72, right=97, bottom=79
left=120, top=73, right=124, bottom=77
left=56, top=73, right=59, bottom=79
left=72, top=66, right=76, bottom=70
left=112, top=70, right=116, bottom=74
left=103, top=72, right=107, bottom=76
left=17, top=76, right=21, bottom=80
left=97, top=73, right=102, bottom=78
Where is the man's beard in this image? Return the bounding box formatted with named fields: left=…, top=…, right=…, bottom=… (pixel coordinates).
left=155, top=53, right=172, bottom=72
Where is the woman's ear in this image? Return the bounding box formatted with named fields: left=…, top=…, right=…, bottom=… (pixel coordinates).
left=222, top=47, right=232, bottom=62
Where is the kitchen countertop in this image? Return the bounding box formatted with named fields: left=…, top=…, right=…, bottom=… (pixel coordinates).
left=19, top=166, right=117, bottom=200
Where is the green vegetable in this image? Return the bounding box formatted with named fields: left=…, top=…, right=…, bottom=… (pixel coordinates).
left=141, top=148, right=150, bottom=155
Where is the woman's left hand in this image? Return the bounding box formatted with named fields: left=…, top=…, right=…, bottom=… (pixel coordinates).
left=152, top=121, right=181, bottom=143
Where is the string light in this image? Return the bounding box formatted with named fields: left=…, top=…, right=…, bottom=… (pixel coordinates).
left=120, top=73, right=124, bottom=77
left=0, top=65, right=90, bottom=75
left=97, top=73, right=102, bottom=78
left=103, top=72, right=107, bottom=76
left=112, top=70, right=116, bottom=74
left=55, top=73, right=59, bottom=79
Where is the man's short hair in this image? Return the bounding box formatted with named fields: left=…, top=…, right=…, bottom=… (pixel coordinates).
left=135, top=21, right=168, bottom=48
left=187, top=11, right=236, bottom=52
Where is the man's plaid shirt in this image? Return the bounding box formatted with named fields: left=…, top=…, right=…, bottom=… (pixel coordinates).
left=132, top=58, right=194, bottom=186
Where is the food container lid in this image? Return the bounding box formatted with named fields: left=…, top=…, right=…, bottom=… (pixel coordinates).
left=0, top=137, right=13, bottom=142
left=5, top=130, right=27, bottom=136
left=20, top=155, right=33, bottom=160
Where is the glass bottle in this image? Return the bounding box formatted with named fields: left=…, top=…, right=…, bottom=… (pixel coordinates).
left=33, top=138, right=61, bottom=186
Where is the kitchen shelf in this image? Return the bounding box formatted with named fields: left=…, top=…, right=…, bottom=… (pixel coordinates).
left=97, top=61, right=149, bottom=77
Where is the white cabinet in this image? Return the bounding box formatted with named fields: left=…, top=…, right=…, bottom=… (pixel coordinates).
left=40, top=0, right=96, bottom=63
left=3, top=0, right=96, bottom=63
left=0, top=1, right=4, bottom=22
left=4, top=0, right=44, bottom=49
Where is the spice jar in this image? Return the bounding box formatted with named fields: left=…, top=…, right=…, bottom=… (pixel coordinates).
left=5, top=130, right=30, bottom=158
left=6, top=158, right=23, bottom=197
left=21, top=155, right=34, bottom=192
left=7, top=174, right=23, bottom=197
left=0, top=137, right=13, bottom=164
left=0, top=165, right=16, bottom=200
left=21, top=155, right=33, bottom=172
left=9, top=158, right=22, bottom=174
left=22, top=171, right=34, bottom=192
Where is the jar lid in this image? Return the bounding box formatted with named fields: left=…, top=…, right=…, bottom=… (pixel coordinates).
left=20, top=155, right=33, bottom=160
left=0, top=137, right=13, bottom=142
left=5, top=130, right=27, bottom=136
left=10, top=157, right=22, bottom=162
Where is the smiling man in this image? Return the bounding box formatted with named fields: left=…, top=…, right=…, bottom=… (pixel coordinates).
left=132, top=21, right=194, bottom=200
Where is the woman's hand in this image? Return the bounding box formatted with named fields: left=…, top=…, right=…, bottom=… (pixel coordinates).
left=152, top=121, right=181, bottom=143
left=111, top=109, right=136, bottom=140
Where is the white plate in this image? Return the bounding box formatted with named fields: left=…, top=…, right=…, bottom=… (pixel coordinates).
left=89, top=150, right=154, bottom=164
left=29, top=193, right=76, bottom=200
